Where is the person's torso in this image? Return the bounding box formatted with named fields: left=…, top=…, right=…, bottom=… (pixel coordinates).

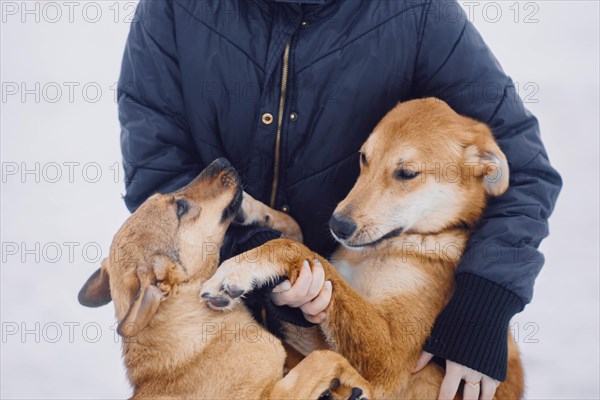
left=171, top=0, right=426, bottom=254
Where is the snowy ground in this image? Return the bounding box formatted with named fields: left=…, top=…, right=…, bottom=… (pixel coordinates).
left=1, top=1, right=598, bottom=399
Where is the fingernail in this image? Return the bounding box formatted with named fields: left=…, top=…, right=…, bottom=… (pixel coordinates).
left=325, top=280, right=332, bottom=290
left=303, top=260, right=310, bottom=270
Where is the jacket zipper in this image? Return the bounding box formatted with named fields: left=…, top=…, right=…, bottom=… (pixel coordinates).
left=269, top=41, right=291, bottom=208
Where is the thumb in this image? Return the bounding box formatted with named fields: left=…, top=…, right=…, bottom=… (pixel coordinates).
left=272, top=280, right=292, bottom=293
left=413, top=351, right=434, bottom=373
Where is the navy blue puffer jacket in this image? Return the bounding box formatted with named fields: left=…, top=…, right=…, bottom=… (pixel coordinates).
left=118, top=0, right=561, bottom=381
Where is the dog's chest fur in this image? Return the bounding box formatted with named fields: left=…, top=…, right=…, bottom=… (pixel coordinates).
left=127, top=286, right=286, bottom=399
left=331, top=248, right=428, bottom=302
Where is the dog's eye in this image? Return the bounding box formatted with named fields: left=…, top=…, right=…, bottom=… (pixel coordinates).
left=360, top=152, right=367, bottom=166
left=175, top=199, right=189, bottom=219
left=395, top=169, right=420, bottom=180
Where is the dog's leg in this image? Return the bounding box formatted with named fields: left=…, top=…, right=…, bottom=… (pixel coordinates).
left=201, top=239, right=424, bottom=388
left=282, top=323, right=330, bottom=373
left=235, top=192, right=303, bottom=242
left=201, top=239, right=309, bottom=311
left=282, top=322, right=329, bottom=356
left=269, top=350, right=373, bottom=400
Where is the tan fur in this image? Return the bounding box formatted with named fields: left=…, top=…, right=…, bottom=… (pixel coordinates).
left=203, top=99, right=524, bottom=399
left=237, top=192, right=303, bottom=242
left=78, top=159, right=372, bottom=400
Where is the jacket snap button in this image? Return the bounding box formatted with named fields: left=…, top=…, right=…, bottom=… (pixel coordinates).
left=280, top=205, right=290, bottom=213
left=289, top=112, right=297, bottom=121
left=300, top=21, right=309, bottom=28
left=261, top=113, right=274, bottom=125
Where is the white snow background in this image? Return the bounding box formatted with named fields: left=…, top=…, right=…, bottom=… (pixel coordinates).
left=1, top=1, right=598, bottom=398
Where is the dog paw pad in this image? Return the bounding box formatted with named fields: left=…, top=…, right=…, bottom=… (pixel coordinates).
left=201, top=293, right=231, bottom=309
left=221, top=283, right=244, bottom=299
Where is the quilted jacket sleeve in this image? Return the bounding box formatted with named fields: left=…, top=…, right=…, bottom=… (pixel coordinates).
left=411, top=0, right=562, bottom=380
left=118, top=0, right=201, bottom=212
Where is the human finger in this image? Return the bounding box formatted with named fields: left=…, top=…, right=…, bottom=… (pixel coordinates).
left=301, top=280, right=332, bottom=317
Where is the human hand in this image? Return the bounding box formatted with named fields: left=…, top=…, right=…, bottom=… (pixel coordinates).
left=271, top=259, right=332, bottom=324
left=413, top=351, right=500, bottom=400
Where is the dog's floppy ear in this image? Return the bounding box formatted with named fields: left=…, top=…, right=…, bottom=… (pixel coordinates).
left=465, top=122, right=510, bottom=197
left=78, top=258, right=112, bottom=307
left=116, top=254, right=181, bottom=337
left=117, top=276, right=164, bottom=338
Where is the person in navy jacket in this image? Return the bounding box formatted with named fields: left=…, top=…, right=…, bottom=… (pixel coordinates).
left=118, top=0, right=562, bottom=398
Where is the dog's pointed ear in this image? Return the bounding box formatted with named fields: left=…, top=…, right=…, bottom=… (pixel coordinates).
left=117, top=278, right=164, bottom=338
left=465, top=122, right=510, bottom=197
left=78, top=259, right=112, bottom=307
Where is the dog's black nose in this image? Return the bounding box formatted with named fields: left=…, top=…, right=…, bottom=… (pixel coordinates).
left=202, top=157, right=233, bottom=178
left=212, top=157, right=231, bottom=169
left=329, top=213, right=357, bottom=240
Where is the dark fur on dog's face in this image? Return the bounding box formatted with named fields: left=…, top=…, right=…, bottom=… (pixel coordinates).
left=78, top=158, right=242, bottom=337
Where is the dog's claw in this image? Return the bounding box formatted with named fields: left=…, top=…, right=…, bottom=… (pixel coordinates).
left=348, top=387, right=363, bottom=400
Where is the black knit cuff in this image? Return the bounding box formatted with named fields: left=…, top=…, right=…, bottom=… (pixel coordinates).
left=423, top=273, right=523, bottom=381
left=220, top=225, right=283, bottom=261
left=236, top=230, right=283, bottom=255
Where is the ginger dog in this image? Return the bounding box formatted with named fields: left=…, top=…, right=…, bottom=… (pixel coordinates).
left=78, top=158, right=372, bottom=400
left=202, top=99, right=525, bottom=399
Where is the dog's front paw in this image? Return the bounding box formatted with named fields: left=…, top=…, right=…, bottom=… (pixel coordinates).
left=317, top=379, right=371, bottom=400
left=200, top=261, right=255, bottom=311
left=200, top=282, right=245, bottom=311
